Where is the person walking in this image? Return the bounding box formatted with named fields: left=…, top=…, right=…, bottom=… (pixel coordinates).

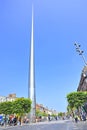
left=48, top=114, right=51, bottom=121
left=74, top=115, right=78, bottom=123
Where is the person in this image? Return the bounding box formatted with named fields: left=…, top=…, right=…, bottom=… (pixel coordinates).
left=74, top=115, right=78, bottom=123
left=39, top=116, right=42, bottom=122
left=48, top=114, right=51, bottom=121
left=13, top=116, right=17, bottom=126
left=82, top=114, right=86, bottom=121
left=55, top=116, right=57, bottom=120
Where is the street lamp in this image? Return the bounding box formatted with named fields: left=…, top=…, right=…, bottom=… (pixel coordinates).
left=74, top=42, right=87, bottom=66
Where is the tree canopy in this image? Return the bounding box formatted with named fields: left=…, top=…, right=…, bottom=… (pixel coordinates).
left=0, top=101, right=13, bottom=115
left=66, top=91, right=87, bottom=110
left=12, top=98, right=32, bottom=116
left=0, top=98, right=32, bottom=116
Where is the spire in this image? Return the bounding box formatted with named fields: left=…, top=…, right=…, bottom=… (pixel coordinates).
left=28, top=4, right=36, bottom=123
left=30, top=4, right=34, bottom=97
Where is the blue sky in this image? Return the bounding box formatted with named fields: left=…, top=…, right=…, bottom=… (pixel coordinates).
left=0, top=0, right=87, bottom=112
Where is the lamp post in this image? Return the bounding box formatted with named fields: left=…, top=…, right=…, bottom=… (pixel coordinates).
left=74, top=42, right=87, bottom=66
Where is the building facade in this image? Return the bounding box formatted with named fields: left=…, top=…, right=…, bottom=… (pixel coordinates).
left=36, top=104, right=58, bottom=115
left=0, top=93, right=17, bottom=102
left=77, top=66, right=87, bottom=91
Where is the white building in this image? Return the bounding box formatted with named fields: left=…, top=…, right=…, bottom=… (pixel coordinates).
left=0, top=94, right=17, bottom=102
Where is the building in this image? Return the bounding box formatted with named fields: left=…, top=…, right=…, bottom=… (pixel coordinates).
left=0, top=93, right=17, bottom=102
left=36, top=104, right=58, bottom=115
left=77, top=66, right=87, bottom=91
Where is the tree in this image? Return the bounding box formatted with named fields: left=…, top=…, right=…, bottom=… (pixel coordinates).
left=0, top=101, right=13, bottom=115
left=0, top=98, right=32, bottom=125
left=12, top=98, right=31, bottom=114
left=36, top=109, right=41, bottom=117
left=67, top=92, right=87, bottom=109
left=66, top=91, right=87, bottom=117
left=58, top=112, right=63, bottom=117
left=41, top=111, right=48, bottom=117
left=0, top=101, right=13, bottom=126
left=36, top=109, right=47, bottom=117
left=12, top=98, right=32, bottom=124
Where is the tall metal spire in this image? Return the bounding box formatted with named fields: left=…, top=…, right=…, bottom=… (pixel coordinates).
left=29, top=4, right=36, bottom=123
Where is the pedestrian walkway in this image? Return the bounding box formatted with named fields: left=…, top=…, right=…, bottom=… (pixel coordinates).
left=0, top=120, right=66, bottom=130
left=0, top=120, right=87, bottom=130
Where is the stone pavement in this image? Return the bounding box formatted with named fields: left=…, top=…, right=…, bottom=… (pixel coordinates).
left=0, top=120, right=87, bottom=130
left=0, top=120, right=67, bottom=130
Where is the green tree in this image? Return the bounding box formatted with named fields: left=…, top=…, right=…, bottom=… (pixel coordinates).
left=41, top=111, right=48, bottom=117
left=36, top=109, right=41, bottom=117
left=58, top=112, right=63, bottom=117
left=0, top=98, right=32, bottom=125
left=12, top=98, right=32, bottom=124
left=0, top=101, right=13, bottom=126
left=67, top=92, right=87, bottom=110
left=51, top=113, right=57, bottom=117
left=0, top=101, right=13, bottom=115
left=66, top=91, right=87, bottom=118
left=36, top=109, right=47, bottom=117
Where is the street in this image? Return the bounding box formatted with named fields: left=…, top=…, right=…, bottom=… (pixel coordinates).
left=0, top=120, right=87, bottom=130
